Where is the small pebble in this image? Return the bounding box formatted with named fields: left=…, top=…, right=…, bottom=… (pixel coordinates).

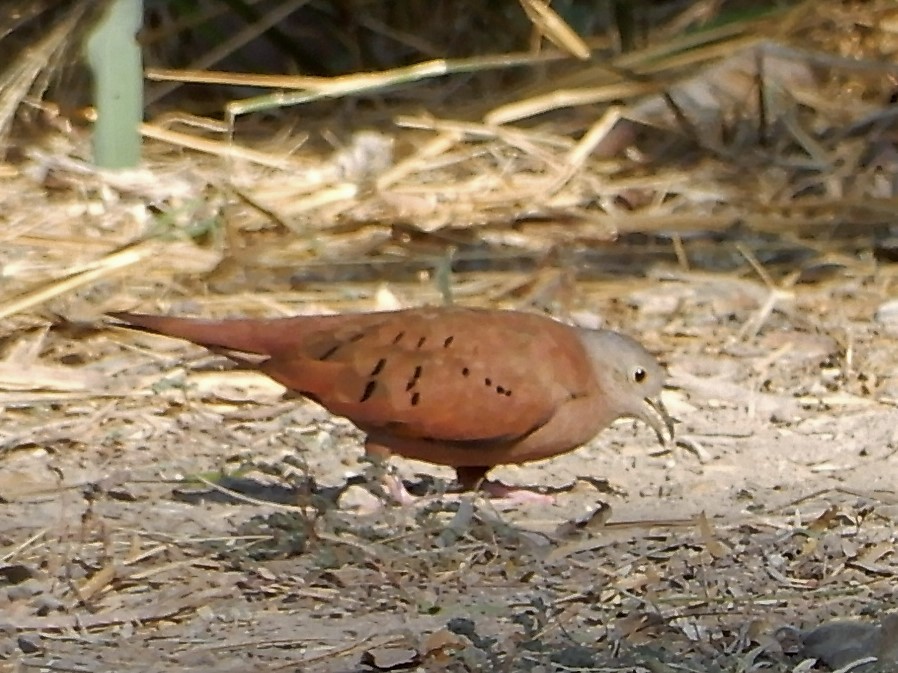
left=6, top=578, right=44, bottom=602
left=17, top=633, right=42, bottom=654
left=874, top=299, right=898, bottom=326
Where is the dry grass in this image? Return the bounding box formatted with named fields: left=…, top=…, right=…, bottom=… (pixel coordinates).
left=0, top=1, right=897, bottom=671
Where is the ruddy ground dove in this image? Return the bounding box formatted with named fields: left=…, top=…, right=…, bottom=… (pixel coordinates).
left=109, top=307, right=673, bottom=503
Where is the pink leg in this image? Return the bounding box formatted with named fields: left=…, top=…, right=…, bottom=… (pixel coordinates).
left=364, top=441, right=417, bottom=506
left=383, top=473, right=417, bottom=506
left=456, top=467, right=556, bottom=504
left=358, top=448, right=555, bottom=506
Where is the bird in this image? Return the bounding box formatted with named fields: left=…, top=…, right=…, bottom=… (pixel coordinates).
left=108, top=306, right=674, bottom=504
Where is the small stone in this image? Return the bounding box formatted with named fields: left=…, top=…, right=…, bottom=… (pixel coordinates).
left=32, top=594, right=65, bottom=615
left=6, top=578, right=44, bottom=602
left=17, top=633, right=42, bottom=654
left=801, top=619, right=881, bottom=670
left=337, top=484, right=382, bottom=512
left=550, top=645, right=597, bottom=668
left=874, top=299, right=898, bottom=326
left=0, top=564, right=38, bottom=585
left=359, top=646, right=419, bottom=670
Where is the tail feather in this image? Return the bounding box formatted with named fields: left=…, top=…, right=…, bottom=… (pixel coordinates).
left=108, top=311, right=304, bottom=356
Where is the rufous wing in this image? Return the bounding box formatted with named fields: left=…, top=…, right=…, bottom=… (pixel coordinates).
left=258, top=314, right=591, bottom=443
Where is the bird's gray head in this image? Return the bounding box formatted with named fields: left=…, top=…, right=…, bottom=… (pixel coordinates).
left=576, top=328, right=674, bottom=445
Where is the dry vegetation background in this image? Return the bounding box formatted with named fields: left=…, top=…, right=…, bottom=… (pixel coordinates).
left=0, top=0, right=897, bottom=671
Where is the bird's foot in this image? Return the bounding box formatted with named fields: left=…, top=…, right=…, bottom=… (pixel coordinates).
left=350, top=471, right=555, bottom=511
left=385, top=478, right=556, bottom=507
left=384, top=473, right=418, bottom=506
left=478, top=480, right=556, bottom=504
left=339, top=471, right=419, bottom=512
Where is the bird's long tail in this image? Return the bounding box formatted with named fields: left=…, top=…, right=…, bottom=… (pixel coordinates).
left=108, top=312, right=305, bottom=356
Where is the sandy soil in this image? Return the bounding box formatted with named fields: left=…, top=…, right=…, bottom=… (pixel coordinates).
left=0, top=269, right=896, bottom=673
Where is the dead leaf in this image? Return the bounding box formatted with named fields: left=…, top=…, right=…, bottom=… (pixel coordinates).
left=697, top=511, right=728, bottom=558
left=554, top=502, right=612, bottom=536
left=421, top=628, right=470, bottom=659
left=360, top=646, right=420, bottom=670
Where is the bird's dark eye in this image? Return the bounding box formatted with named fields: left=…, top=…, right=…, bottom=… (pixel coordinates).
left=632, top=367, right=647, bottom=383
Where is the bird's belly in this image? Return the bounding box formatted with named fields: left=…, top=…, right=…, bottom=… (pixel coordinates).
left=365, top=396, right=613, bottom=468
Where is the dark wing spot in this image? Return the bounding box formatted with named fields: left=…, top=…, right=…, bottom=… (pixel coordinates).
left=405, top=364, right=423, bottom=391
left=496, top=386, right=505, bottom=394
left=369, top=358, right=387, bottom=376
left=410, top=392, right=420, bottom=406
left=504, top=389, right=512, bottom=397
left=416, top=336, right=427, bottom=349
left=392, top=331, right=405, bottom=344
left=318, top=343, right=341, bottom=360
left=359, top=380, right=377, bottom=402
left=462, top=367, right=470, bottom=377
left=484, top=378, right=492, bottom=386
left=349, top=332, right=365, bottom=343
left=443, top=336, right=454, bottom=348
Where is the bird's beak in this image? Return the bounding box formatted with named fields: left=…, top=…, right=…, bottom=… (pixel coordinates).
left=639, top=396, right=675, bottom=447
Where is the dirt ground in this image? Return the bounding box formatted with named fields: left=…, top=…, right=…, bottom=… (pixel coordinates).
left=4, top=1, right=898, bottom=669
left=0, top=265, right=896, bottom=672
